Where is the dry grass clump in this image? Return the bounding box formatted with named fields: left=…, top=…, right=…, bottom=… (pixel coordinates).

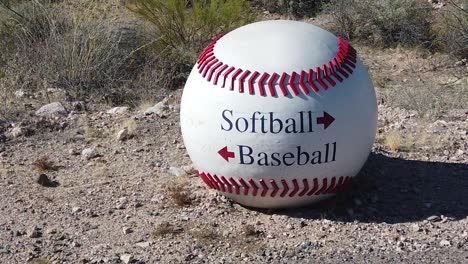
left=151, top=222, right=184, bottom=238
left=253, top=0, right=323, bottom=18
left=385, top=130, right=402, bottom=152
left=432, top=0, right=468, bottom=58
left=32, top=156, right=58, bottom=172
left=189, top=227, right=219, bottom=245
left=327, top=0, right=433, bottom=47
left=167, top=183, right=194, bottom=207
left=122, top=119, right=138, bottom=137
left=242, top=224, right=257, bottom=237
left=30, top=258, right=52, bottom=264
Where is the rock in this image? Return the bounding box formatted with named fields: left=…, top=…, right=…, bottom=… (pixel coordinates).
left=120, top=254, right=133, bottom=264
left=169, top=167, right=187, bottom=177
left=123, top=227, right=133, bottom=234
left=81, top=147, right=98, bottom=160
left=455, top=149, right=464, bottom=156
left=440, top=240, right=451, bottom=247
left=14, top=89, right=28, bottom=98
left=0, top=245, right=10, bottom=254
left=9, top=126, right=27, bottom=138
left=427, top=215, right=441, bottom=222
left=117, top=128, right=129, bottom=141
left=36, top=174, right=58, bottom=187
left=145, top=102, right=169, bottom=117
left=35, top=102, right=67, bottom=117
left=72, top=101, right=86, bottom=111
left=28, top=227, right=42, bottom=238
left=69, top=148, right=80, bottom=156
left=182, top=164, right=196, bottom=174
left=136, top=242, right=150, bottom=248
left=72, top=207, right=82, bottom=213
left=411, top=224, right=421, bottom=232
left=107, top=107, right=129, bottom=115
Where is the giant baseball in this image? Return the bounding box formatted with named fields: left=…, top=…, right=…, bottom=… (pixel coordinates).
left=180, top=20, right=377, bottom=208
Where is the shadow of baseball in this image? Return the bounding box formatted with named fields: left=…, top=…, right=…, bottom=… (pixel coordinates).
left=251, top=152, right=468, bottom=223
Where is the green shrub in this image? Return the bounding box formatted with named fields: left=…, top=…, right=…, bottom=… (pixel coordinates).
left=128, top=0, right=256, bottom=86
left=433, top=0, right=468, bottom=59
left=0, top=1, right=151, bottom=107
left=327, top=0, right=433, bottom=47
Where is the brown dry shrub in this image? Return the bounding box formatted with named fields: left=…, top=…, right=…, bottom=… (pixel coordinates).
left=32, top=156, right=58, bottom=172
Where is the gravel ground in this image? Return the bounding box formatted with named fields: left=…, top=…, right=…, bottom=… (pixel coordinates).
left=0, top=89, right=467, bottom=263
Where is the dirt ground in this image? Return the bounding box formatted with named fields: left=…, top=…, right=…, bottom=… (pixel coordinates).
left=0, top=13, right=467, bottom=264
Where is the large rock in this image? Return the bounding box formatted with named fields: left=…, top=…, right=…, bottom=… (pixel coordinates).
left=81, top=147, right=99, bottom=160
left=145, top=102, right=170, bottom=117
left=35, top=102, right=67, bottom=117
left=107, top=107, right=129, bottom=115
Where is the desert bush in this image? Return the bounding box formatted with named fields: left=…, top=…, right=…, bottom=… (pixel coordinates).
left=327, top=0, right=433, bottom=47
left=0, top=0, right=154, bottom=109
left=127, top=0, right=256, bottom=87
left=253, top=0, right=325, bottom=17
left=433, top=0, right=468, bottom=58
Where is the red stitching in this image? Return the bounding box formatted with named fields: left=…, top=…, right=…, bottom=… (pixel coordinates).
left=248, top=71, right=259, bottom=95
left=267, top=73, right=278, bottom=96
left=238, top=177, right=249, bottom=195
left=315, top=67, right=328, bottom=90
left=214, top=64, right=228, bottom=85
left=238, top=70, right=251, bottom=93
left=259, top=179, right=268, bottom=197
left=196, top=36, right=357, bottom=97
left=229, top=177, right=240, bottom=195
left=307, top=69, right=319, bottom=93
left=280, top=179, right=289, bottom=197
left=279, top=73, right=288, bottom=96
left=270, top=180, right=279, bottom=197
left=222, top=66, right=235, bottom=88
left=230, top=69, right=243, bottom=91
left=208, top=62, right=223, bottom=82
left=288, top=72, right=300, bottom=96
left=289, top=179, right=299, bottom=197
left=197, top=172, right=353, bottom=198
left=298, top=179, right=309, bottom=196
left=322, top=65, right=336, bottom=87
left=249, top=179, right=259, bottom=196
left=299, top=70, right=309, bottom=95
left=202, top=59, right=219, bottom=78
left=258, top=72, right=268, bottom=96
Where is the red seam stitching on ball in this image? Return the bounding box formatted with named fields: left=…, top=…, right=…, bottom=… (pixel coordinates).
left=222, top=66, right=235, bottom=88
left=289, top=179, right=299, bottom=197
left=248, top=71, right=259, bottom=95
left=268, top=73, right=278, bottom=96
left=288, top=72, right=300, bottom=96
left=238, top=177, right=249, bottom=195
left=279, top=73, right=288, bottom=96
left=249, top=179, right=259, bottom=197
left=208, top=62, right=223, bottom=82
left=258, top=72, right=269, bottom=96
left=214, top=64, right=228, bottom=85
left=270, top=179, right=279, bottom=197
left=238, top=70, right=251, bottom=93
left=307, top=69, right=319, bottom=93
left=307, top=178, right=319, bottom=196
left=229, top=177, right=240, bottom=195
left=299, top=71, right=310, bottom=95
left=230, top=69, right=243, bottom=90
left=259, top=179, right=268, bottom=197
left=196, top=36, right=357, bottom=97
left=197, top=172, right=353, bottom=198
left=280, top=179, right=289, bottom=197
